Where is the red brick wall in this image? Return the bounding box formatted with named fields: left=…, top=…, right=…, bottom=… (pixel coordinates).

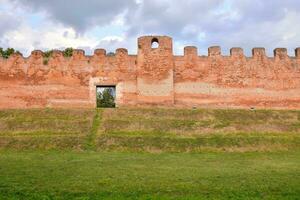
left=0, top=36, right=299, bottom=109
left=174, top=46, right=300, bottom=109
left=137, top=36, right=174, bottom=105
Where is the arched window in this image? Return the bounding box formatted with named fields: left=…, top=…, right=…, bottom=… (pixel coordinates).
left=151, top=38, right=159, bottom=49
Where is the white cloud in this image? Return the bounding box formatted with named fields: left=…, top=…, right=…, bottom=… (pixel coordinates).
left=0, top=0, right=299, bottom=56
left=12, top=0, right=137, bottom=33
left=3, top=23, right=99, bottom=56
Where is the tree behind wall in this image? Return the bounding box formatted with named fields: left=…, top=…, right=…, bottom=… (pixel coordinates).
left=97, top=88, right=116, bottom=108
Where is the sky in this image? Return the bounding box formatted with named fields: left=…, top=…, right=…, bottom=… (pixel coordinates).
left=0, top=0, right=299, bottom=56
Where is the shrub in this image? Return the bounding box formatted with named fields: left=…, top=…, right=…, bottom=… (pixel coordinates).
left=44, top=50, right=53, bottom=58
left=63, top=48, right=73, bottom=57
left=0, top=47, right=21, bottom=59
left=43, top=50, right=53, bottom=65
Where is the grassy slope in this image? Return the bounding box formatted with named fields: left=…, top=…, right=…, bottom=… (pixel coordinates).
left=1, top=107, right=300, bottom=152
left=0, top=108, right=300, bottom=199
left=0, top=109, right=94, bottom=150
left=98, top=108, right=300, bottom=152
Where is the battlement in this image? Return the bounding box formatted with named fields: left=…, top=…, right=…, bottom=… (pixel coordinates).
left=2, top=45, right=299, bottom=62
left=1, top=35, right=300, bottom=109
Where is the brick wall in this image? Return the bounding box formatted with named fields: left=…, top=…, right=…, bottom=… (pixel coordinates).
left=0, top=36, right=299, bottom=109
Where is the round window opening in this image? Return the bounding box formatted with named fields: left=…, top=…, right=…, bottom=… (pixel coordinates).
left=151, top=38, right=159, bottom=49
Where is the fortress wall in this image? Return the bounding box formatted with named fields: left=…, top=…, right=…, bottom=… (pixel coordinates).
left=0, top=49, right=138, bottom=109
left=0, top=35, right=299, bottom=109
left=174, top=47, right=300, bottom=109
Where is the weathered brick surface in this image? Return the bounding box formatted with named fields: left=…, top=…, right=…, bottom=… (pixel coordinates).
left=0, top=35, right=300, bottom=109
left=137, top=36, right=174, bottom=105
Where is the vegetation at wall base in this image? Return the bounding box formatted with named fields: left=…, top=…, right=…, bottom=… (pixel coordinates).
left=0, top=107, right=299, bottom=199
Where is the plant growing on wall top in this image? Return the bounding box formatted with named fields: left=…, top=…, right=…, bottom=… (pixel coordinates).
left=0, top=47, right=21, bottom=59
left=42, top=48, right=74, bottom=65
left=43, top=50, right=53, bottom=65
left=63, top=48, right=73, bottom=57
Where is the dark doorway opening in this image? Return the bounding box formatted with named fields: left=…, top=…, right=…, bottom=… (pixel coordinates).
left=96, top=86, right=116, bottom=108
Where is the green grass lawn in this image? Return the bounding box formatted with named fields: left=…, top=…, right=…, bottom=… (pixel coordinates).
left=0, top=108, right=299, bottom=199
left=0, top=151, right=299, bottom=199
